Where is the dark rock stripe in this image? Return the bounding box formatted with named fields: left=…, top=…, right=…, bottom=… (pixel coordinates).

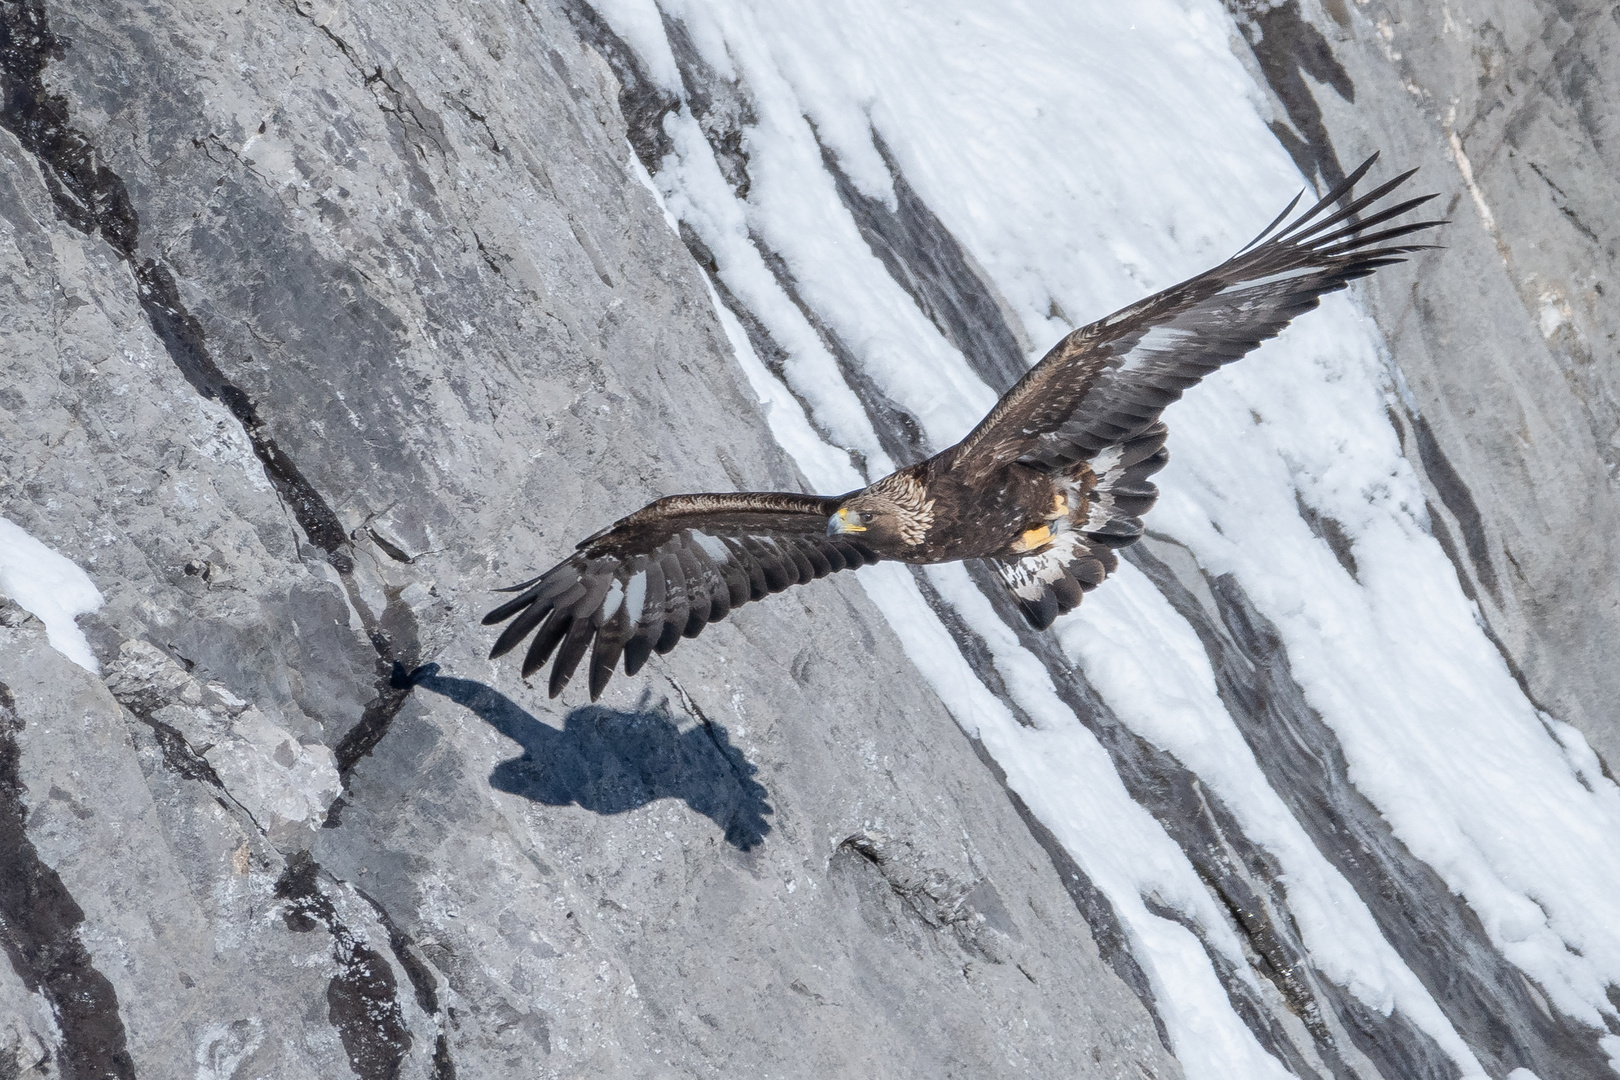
left=275, top=852, right=412, bottom=1080
left=557, top=0, right=678, bottom=165
left=870, top=113, right=1599, bottom=1063
left=355, top=886, right=441, bottom=1017
left=0, top=681, right=136, bottom=1080
left=0, top=0, right=418, bottom=778
left=814, top=126, right=1031, bottom=395
left=430, top=1035, right=456, bottom=1080
left=660, top=10, right=755, bottom=199
left=1293, top=491, right=1360, bottom=581
left=333, top=586, right=422, bottom=779
left=1130, top=541, right=1611, bottom=1078
left=351, top=881, right=461, bottom=1079
left=1223, top=0, right=1355, bottom=191
left=0, top=0, right=346, bottom=566
left=1409, top=412, right=1502, bottom=602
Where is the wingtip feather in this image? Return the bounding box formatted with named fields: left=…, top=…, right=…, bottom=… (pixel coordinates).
left=520, top=613, right=571, bottom=679
left=548, top=619, right=595, bottom=698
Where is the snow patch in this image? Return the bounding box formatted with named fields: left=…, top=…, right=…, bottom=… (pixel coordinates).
left=0, top=517, right=105, bottom=673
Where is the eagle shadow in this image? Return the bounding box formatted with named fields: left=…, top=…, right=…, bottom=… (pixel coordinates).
left=398, top=664, right=772, bottom=850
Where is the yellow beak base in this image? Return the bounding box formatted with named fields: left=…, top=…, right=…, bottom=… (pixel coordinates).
left=829, top=507, right=867, bottom=534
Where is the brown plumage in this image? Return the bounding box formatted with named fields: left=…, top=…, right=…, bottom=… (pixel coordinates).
left=486, top=156, right=1443, bottom=699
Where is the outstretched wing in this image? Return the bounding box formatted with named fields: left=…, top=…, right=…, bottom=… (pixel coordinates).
left=947, top=155, right=1443, bottom=479
left=483, top=492, right=876, bottom=700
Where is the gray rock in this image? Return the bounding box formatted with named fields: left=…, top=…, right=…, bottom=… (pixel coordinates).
left=0, top=619, right=353, bottom=1079
left=105, top=639, right=342, bottom=847
left=0, top=0, right=1178, bottom=1075
left=1230, top=0, right=1620, bottom=769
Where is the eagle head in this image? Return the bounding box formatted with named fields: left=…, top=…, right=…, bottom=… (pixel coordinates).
left=828, top=473, right=934, bottom=551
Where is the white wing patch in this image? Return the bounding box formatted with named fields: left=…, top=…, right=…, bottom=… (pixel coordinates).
left=1214, top=265, right=1321, bottom=295
left=622, top=570, right=647, bottom=625
left=1083, top=435, right=1159, bottom=532
left=1089, top=443, right=1126, bottom=475
left=600, top=578, right=625, bottom=622
left=689, top=530, right=731, bottom=562
left=1128, top=323, right=1196, bottom=359
left=1083, top=492, right=1119, bottom=532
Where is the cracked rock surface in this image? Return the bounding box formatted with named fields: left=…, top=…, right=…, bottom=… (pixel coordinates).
left=0, top=0, right=1176, bottom=1075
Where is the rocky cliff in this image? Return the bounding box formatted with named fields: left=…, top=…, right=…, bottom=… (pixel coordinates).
left=1, top=1, right=1616, bottom=1078
left=0, top=0, right=1175, bottom=1075
left=1234, top=0, right=1620, bottom=776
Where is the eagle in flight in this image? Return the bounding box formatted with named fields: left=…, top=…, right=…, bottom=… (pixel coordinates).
left=486, top=156, right=1441, bottom=700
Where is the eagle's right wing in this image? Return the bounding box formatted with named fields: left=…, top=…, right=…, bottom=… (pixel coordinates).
left=483, top=492, right=875, bottom=700
left=946, top=155, right=1443, bottom=481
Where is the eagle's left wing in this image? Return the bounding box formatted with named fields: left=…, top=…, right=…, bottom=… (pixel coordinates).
left=483, top=492, right=874, bottom=700
left=946, top=155, right=1442, bottom=480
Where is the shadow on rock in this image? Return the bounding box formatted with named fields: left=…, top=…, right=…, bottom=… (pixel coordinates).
left=398, top=663, right=772, bottom=849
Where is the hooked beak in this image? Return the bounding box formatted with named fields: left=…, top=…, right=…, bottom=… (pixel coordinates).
left=828, top=507, right=866, bottom=535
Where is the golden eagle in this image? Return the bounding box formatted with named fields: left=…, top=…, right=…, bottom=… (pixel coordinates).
left=486, top=157, right=1441, bottom=700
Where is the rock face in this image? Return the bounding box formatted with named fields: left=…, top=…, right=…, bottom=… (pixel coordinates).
left=1230, top=0, right=1620, bottom=769
left=2, top=0, right=1616, bottom=1078
left=0, top=0, right=1174, bottom=1076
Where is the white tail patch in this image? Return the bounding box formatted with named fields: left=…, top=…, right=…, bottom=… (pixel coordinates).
left=998, top=530, right=1090, bottom=601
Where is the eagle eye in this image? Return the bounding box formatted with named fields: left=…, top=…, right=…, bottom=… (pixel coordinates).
left=860, top=511, right=875, bottom=523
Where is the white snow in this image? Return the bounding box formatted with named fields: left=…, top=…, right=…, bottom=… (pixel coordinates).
left=1054, top=559, right=1482, bottom=1066
left=593, top=0, right=1620, bottom=1073
left=0, top=516, right=104, bottom=673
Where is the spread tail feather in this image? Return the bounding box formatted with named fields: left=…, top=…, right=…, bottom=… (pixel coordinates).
left=995, top=424, right=1169, bottom=629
